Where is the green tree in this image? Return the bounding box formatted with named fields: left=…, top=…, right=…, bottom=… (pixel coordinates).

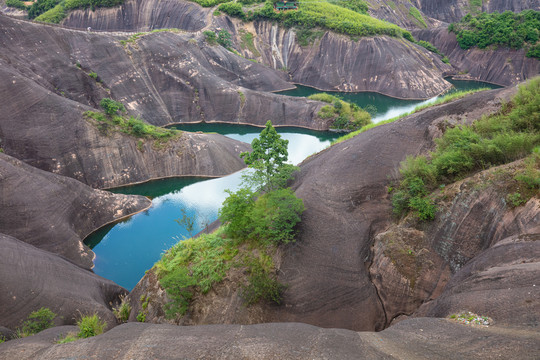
left=240, top=120, right=290, bottom=190
left=217, top=30, right=233, bottom=49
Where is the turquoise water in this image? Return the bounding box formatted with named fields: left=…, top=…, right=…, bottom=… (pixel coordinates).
left=85, top=80, right=501, bottom=290
left=278, top=79, right=501, bottom=123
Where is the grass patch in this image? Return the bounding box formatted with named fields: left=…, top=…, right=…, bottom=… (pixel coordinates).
left=408, top=6, right=427, bottom=28
left=449, top=311, right=492, bottom=326
left=84, top=111, right=181, bottom=148
left=239, top=29, right=261, bottom=57
left=392, top=77, right=540, bottom=220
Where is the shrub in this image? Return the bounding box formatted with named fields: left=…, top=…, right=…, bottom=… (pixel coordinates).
left=136, top=311, right=146, bottom=322
left=203, top=30, right=217, bottom=45
left=77, top=314, right=106, bottom=338
left=218, top=2, right=245, bottom=20
left=408, top=6, right=427, bottom=28
left=19, top=308, right=56, bottom=336
left=34, top=4, right=65, bottom=23
left=241, top=256, right=285, bottom=305
left=100, top=98, right=126, bottom=115
left=88, top=71, right=98, bottom=80
left=217, top=29, right=233, bottom=49
left=6, top=0, right=27, bottom=10
left=112, top=297, right=131, bottom=323
left=28, top=0, right=59, bottom=19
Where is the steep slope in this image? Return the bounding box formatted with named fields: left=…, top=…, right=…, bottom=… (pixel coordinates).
left=0, top=233, right=126, bottom=330
left=414, top=27, right=540, bottom=86
left=1, top=319, right=538, bottom=359
left=0, top=153, right=150, bottom=269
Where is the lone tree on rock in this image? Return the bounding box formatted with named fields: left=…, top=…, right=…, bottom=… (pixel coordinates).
left=240, top=120, right=293, bottom=191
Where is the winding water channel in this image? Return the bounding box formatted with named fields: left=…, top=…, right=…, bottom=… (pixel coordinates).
left=85, top=81, right=501, bottom=290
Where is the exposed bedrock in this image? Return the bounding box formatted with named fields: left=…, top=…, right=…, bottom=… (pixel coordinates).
left=417, top=0, right=540, bottom=24
left=218, top=19, right=454, bottom=99
left=62, top=0, right=209, bottom=32
left=369, top=161, right=540, bottom=327
left=0, top=153, right=150, bottom=268
left=415, top=232, right=540, bottom=328
left=268, top=86, right=515, bottom=331
left=413, top=27, right=540, bottom=87
left=0, top=233, right=125, bottom=330
left=1, top=319, right=539, bottom=360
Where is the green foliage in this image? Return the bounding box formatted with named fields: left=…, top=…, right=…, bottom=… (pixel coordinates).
left=240, top=120, right=289, bottom=190
left=507, top=192, right=526, bottom=207
left=186, top=0, right=228, bottom=6
left=295, top=27, right=325, bottom=46
left=527, top=43, right=540, bottom=58
left=241, top=255, right=285, bottom=305
left=112, top=297, right=131, bottom=323
left=88, top=71, right=98, bottom=80
left=57, top=333, right=78, bottom=344
left=392, top=77, right=540, bottom=220
left=84, top=111, right=181, bottom=145
left=203, top=30, right=217, bottom=45
left=64, top=0, right=123, bottom=10
left=28, top=0, right=59, bottom=19
left=136, top=311, right=146, bottom=322
left=408, top=6, right=427, bottom=28
left=218, top=2, right=245, bottom=20
left=77, top=314, right=106, bottom=338
left=334, top=0, right=368, bottom=14
left=34, top=4, right=65, bottom=23
left=19, top=308, right=56, bottom=337
left=6, top=0, right=28, bottom=10
left=100, top=98, right=126, bottom=115
left=450, top=10, right=540, bottom=56
left=217, top=29, right=233, bottom=49
left=515, top=147, right=540, bottom=189
left=309, top=93, right=371, bottom=131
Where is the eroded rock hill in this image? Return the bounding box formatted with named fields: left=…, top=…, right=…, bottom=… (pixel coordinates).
left=0, top=153, right=150, bottom=269
left=0, top=234, right=126, bottom=330
left=1, top=319, right=539, bottom=359
left=414, top=27, right=540, bottom=87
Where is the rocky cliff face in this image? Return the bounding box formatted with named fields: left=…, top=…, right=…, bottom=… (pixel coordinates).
left=1, top=14, right=329, bottom=188
left=417, top=0, right=539, bottom=24
left=0, top=153, right=150, bottom=269
left=414, top=27, right=540, bottom=87
left=63, top=0, right=209, bottom=32
left=0, top=233, right=126, bottom=330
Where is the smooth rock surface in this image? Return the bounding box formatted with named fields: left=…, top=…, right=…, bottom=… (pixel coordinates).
left=0, top=234, right=125, bottom=330
left=0, top=153, right=150, bottom=268
left=1, top=319, right=538, bottom=359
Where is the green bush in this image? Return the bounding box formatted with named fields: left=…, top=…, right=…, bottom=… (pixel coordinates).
left=6, top=0, right=27, bottom=10
left=392, top=77, right=540, bottom=220
left=408, top=6, right=427, bottom=28
left=241, top=256, right=285, bottom=305
left=217, top=29, right=233, bottom=48
left=204, top=30, right=217, bottom=45
left=218, top=2, right=245, bottom=19
left=136, top=311, right=146, bottom=322
left=185, top=0, right=229, bottom=6
left=34, top=4, right=65, bottom=23
left=28, top=0, right=59, bottom=19
left=112, top=298, right=131, bottom=323
left=64, top=0, right=123, bottom=10
left=450, top=10, right=540, bottom=55
left=77, top=314, right=106, bottom=338
left=309, top=93, right=371, bottom=130
left=100, top=98, right=126, bottom=115
left=19, top=308, right=56, bottom=336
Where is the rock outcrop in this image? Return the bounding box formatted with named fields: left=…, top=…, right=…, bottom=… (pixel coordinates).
left=0, top=153, right=150, bottom=269
left=0, top=233, right=125, bottom=330
left=413, top=27, right=540, bottom=87
left=63, top=0, right=209, bottom=32
left=1, top=319, right=539, bottom=359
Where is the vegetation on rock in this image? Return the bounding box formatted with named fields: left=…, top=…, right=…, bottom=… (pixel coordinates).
left=84, top=101, right=181, bottom=148
left=449, top=10, right=540, bottom=58
left=309, top=93, right=371, bottom=131
left=17, top=307, right=56, bottom=337
left=27, top=0, right=124, bottom=23
left=392, top=77, right=540, bottom=220
left=155, top=122, right=304, bottom=317
left=77, top=314, right=106, bottom=338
